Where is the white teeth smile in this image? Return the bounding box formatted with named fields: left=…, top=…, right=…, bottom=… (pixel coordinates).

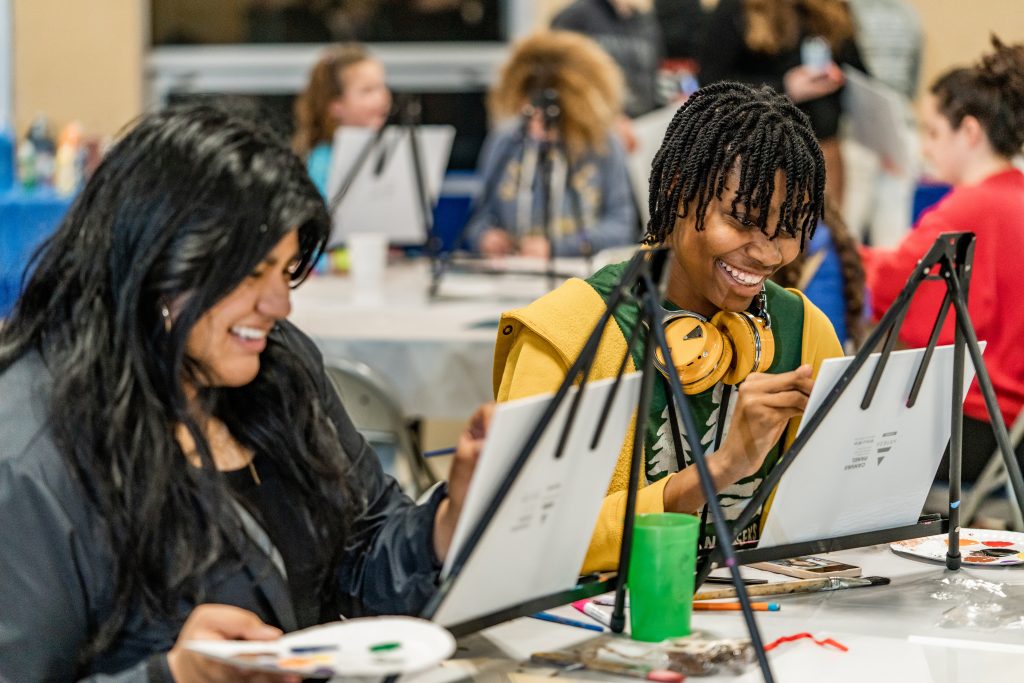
left=718, top=259, right=764, bottom=287
left=231, top=326, right=267, bottom=341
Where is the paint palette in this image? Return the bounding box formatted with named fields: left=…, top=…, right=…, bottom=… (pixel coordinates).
left=891, top=529, right=1024, bottom=567
left=186, top=616, right=456, bottom=678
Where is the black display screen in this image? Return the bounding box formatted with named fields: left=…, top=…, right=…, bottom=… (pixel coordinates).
left=152, top=0, right=505, bottom=46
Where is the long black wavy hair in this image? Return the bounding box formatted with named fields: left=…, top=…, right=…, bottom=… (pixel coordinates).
left=644, top=81, right=826, bottom=250
left=0, top=103, right=357, bottom=661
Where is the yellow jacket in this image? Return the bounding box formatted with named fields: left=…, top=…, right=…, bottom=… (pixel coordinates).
left=493, top=277, right=843, bottom=572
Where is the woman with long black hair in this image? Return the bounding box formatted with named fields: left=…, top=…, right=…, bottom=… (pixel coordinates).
left=0, top=104, right=487, bottom=682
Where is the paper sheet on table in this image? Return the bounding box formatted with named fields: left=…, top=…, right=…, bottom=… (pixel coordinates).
left=748, top=633, right=1024, bottom=682
left=759, top=344, right=982, bottom=548
left=433, top=373, right=642, bottom=628
left=841, top=67, right=914, bottom=171
left=434, top=256, right=591, bottom=302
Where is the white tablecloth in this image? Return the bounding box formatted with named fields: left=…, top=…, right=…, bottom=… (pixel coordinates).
left=405, top=545, right=1024, bottom=682
left=288, top=258, right=592, bottom=420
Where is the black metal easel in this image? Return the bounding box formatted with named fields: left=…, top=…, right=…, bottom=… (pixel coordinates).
left=427, top=88, right=591, bottom=298
left=326, top=93, right=441, bottom=264
left=419, top=246, right=776, bottom=681
left=409, top=232, right=1024, bottom=683
left=702, top=232, right=1024, bottom=585
left=533, top=88, right=592, bottom=290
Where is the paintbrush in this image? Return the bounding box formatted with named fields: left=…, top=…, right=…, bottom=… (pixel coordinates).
left=694, top=575, right=890, bottom=601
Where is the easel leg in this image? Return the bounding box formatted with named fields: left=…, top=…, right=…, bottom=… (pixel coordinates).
left=642, top=278, right=775, bottom=683
left=609, top=314, right=659, bottom=634
left=947, top=320, right=965, bottom=569
left=948, top=279, right=1024, bottom=526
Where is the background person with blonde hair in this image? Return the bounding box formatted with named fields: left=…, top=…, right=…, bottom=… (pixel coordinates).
left=293, top=43, right=392, bottom=196
left=466, top=30, right=637, bottom=259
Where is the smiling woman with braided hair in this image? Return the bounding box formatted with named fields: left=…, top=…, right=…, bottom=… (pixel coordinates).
left=493, top=81, right=843, bottom=572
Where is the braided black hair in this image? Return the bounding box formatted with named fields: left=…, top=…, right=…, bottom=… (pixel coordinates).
left=772, top=201, right=866, bottom=349
left=644, top=81, right=826, bottom=250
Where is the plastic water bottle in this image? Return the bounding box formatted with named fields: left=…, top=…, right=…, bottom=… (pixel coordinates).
left=27, top=115, right=55, bottom=187
left=0, top=121, right=13, bottom=190
left=17, top=137, right=36, bottom=189
left=54, top=122, right=83, bottom=196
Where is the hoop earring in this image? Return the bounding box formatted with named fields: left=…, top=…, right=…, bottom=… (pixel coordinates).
left=160, top=303, right=172, bottom=332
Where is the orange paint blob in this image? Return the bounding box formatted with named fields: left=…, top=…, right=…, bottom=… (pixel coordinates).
left=276, top=654, right=333, bottom=669
left=965, top=555, right=996, bottom=563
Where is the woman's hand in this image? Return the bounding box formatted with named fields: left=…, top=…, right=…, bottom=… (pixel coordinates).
left=717, top=365, right=814, bottom=480
left=519, top=235, right=551, bottom=259
left=167, top=604, right=299, bottom=683
left=783, top=64, right=844, bottom=103
left=661, top=365, right=814, bottom=513
left=479, top=229, right=515, bottom=257
left=432, top=403, right=494, bottom=562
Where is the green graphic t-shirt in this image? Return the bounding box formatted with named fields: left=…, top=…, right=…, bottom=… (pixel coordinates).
left=586, top=262, right=804, bottom=550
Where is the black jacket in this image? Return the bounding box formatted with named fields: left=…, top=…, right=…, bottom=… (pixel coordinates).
left=552, top=0, right=665, bottom=118
left=0, top=322, right=445, bottom=682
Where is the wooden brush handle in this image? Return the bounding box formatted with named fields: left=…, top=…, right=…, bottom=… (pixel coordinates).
left=694, top=577, right=831, bottom=600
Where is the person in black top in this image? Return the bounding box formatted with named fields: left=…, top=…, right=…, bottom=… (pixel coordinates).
left=655, top=0, right=712, bottom=63
left=698, top=0, right=867, bottom=204
left=0, top=103, right=489, bottom=682
left=552, top=0, right=666, bottom=118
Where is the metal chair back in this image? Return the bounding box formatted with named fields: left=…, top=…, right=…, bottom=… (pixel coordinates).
left=962, top=409, right=1024, bottom=529
left=325, top=359, right=437, bottom=496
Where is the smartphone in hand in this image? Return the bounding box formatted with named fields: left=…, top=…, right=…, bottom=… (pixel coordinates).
left=800, top=36, right=833, bottom=75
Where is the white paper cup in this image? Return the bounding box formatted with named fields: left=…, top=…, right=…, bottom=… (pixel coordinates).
left=347, top=232, right=387, bottom=304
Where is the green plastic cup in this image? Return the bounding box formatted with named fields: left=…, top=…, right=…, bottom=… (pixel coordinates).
left=627, top=512, right=700, bottom=642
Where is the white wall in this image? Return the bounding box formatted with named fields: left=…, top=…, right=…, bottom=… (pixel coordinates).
left=12, top=0, right=145, bottom=138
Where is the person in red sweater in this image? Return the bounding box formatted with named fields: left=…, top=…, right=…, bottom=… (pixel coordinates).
left=862, top=37, right=1024, bottom=482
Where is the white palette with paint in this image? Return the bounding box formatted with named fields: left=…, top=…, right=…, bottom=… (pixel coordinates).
left=186, top=616, right=455, bottom=679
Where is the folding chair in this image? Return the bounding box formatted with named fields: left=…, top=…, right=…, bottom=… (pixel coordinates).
left=962, top=408, right=1024, bottom=530
left=325, top=358, right=438, bottom=497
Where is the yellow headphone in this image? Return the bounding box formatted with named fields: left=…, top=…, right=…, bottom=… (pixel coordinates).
left=651, top=290, right=774, bottom=395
